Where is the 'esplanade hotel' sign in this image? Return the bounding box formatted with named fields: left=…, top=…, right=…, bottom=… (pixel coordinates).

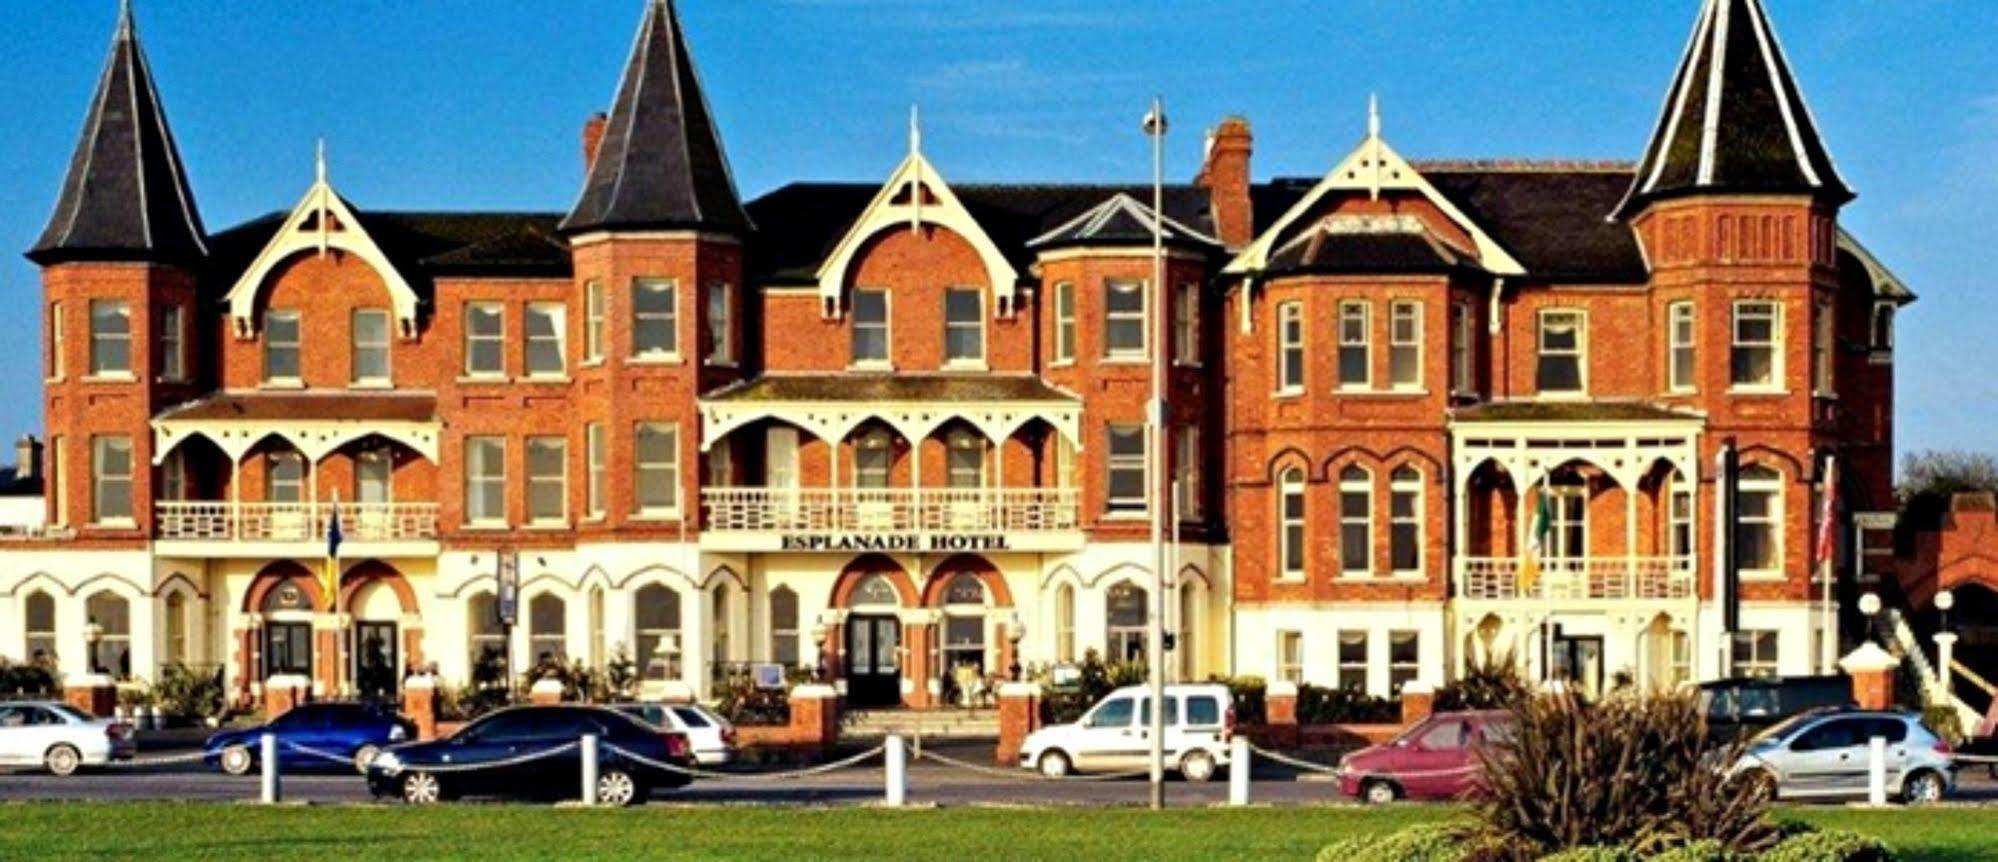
left=780, top=534, right=1014, bottom=553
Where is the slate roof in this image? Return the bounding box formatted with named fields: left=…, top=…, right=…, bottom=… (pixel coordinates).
left=1451, top=401, right=1704, bottom=424
left=706, top=374, right=1077, bottom=404
left=1026, top=192, right=1220, bottom=251
left=204, top=211, right=571, bottom=298
left=27, top=4, right=208, bottom=266
left=1612, top=0, right=1851, bottom=219
left=559, top=0, right=750, bottom=236
left=155, top=392, right=439, bottom=423
left=1264, top=217, right=1482, bottom=276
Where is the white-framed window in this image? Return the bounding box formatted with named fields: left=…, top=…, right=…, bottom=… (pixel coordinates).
left=1389, top=466, right=1422, bottom=574
left=943, top=286, right=983, bottom=365
left=1730, top=300, right=1782, bottom=389
left=529, top=593, right=567, bottom=665
left=1451, top=301, right=1474, bottom=396
left=1812, top=300, right=1834, bottom=396
left=1104, top=280, right=1146, bottom=359
left=1174, top=425, right=1201, bottom=520
left=85, top=591, right=131, bottom=680
left=1389, top=300, right=1422, bottom=389
left=1278, top=467, right=1306, bottom=578
left=1536, top=309, right=1585, bottom=394
left=464, top=302, right=504, bottom=377
left=47, top=301, right=63, bottom=379
left=945, top=430, right=984, bottom=488
left=25, top=590, right=56, bottom=665
left=263, top=309, right=301, bottom=383
left=769, top=586, right=799, bottom=666
left=1870, top=302, right=1895, bottom=351
left=1052, top=281, right=1076, bottom=363
left=525, top=436, right=567, bottom=524
left=91, top=435, right=133, bottom=524
left=1277, top=631, right=1304, bottom=684
left=1547, top=482, right=1587, bottom=561
left=1730, top=630, right=1779, bottom=679
left=633, top=585, right=681, bottom=680
left=583, top=279, right=605, bottom=362
left=1053, top=583, right=1076, bottom=664
left=1737, top=464, right=1783, bottom=575
left=632, top=278, right=678, bottom=359
left=352, top=309, right=391, bottom=384
left=88, top=299, right=131, bottom=377
left=357, top=448, right=392, bottom=503
left=158, top=305, right=185, bottom=381
left=1667, top=301, right=1695, bottom=393
left=1338, top=465, right=1371, bottom=575
left=634, top=422, right=680, bottom=515
left=524, top=302, right=566, bottom=377
left=265, top=451, right=304, bottom=503
left=164, top=591, right=188, bottom=664
left=1053, top=433, right=1077, bottom=492
left=1105, top=424, right=1147, bottom=515
left=1174, top=283, right=1200, bottom=365
left=1337, top=301, right=1370, bottom=388
left=1105, top=580, right=1147, bottom=665
left=705, top=281, right=733, bottom=365
left=463, top=436, right=506, bottom=524
left=851, top=288, right=890, bottom=366
left=1276, top=301, right=1304, bottom=394
left=1336, top=630, right=1367, bottom=692
left=585, top=423, right=606, bottom=518
left=467, top=593, right=505, bottom=670
left=1669, top=473, right=1694, bottom=559
left=48, top=436, right=66, bottom=528
left=1388, top=630, right=1420, bottom=694
left=855, top=429, right=892, bottom=489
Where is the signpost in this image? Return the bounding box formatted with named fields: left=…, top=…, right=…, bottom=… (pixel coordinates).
left=497, top=550, right=519, bottom=702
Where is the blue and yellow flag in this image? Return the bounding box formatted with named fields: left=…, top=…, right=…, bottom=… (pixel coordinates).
left=321, top=495, right=344, bottom=611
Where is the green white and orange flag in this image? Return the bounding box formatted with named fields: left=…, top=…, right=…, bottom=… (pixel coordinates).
left=1518, top=482, right=1553, bottom=594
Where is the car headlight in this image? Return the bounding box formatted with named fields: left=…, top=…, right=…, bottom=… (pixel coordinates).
left=372, top=751, right=402, bottom=775
left=389, top=725, right=408, bottom=742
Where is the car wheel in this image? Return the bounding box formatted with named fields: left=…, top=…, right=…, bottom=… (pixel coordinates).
left=1361, top=778, right=1399, bottom=805
left=44, top=744, right=81, bottom=777
left=353, top=745, right=381, bottom=775
left=1037, top=750, right=1072, bottom=779
left=401, top=771, right=443, bottom=805
left=1180, top=750, right=1217, bottom=783
left=219, top=744, right=253, bottom=776
left=596, top=769, right=643, bottom=807
left=1902, top=769, right=1945, bottom=805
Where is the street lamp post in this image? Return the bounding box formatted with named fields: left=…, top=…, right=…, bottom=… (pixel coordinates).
left=1141, top=95, right=1168, bottom=812
left=1859, top=592, right=1882, bottom=645
left=1935, top=589, right=1957, bottom=694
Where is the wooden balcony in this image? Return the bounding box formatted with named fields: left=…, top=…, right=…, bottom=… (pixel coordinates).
left=155, top=501, right=439, bottom=555
left=1456, top=556, right=1696, bottom=602
left=699, top=487, right=1083, bottom=553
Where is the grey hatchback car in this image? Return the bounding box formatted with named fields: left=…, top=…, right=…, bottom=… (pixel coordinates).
left=1731, top=709, right=1955, bottom=804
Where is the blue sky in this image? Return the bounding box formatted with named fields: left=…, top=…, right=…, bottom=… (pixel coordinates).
left=0, top=1, right=1992, bottom=463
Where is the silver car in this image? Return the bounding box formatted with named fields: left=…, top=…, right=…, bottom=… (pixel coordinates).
left=1731, top=709, right=1955, bottom=804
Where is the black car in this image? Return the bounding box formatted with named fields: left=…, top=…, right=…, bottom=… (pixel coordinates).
left=365, top=705, right=694, bottom=805
left=1699, top=675, right=1853, bottom=743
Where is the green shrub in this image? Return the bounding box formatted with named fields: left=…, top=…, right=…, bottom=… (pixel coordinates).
left=1534, top=848, right=1638, bottom=862
left=1759, top=830, right=1896, bottom=862
left=1297, top=684, right=1399, bottom=724
left=1220, top=675, right=1267, bottom=726
left=152, top=663, right=224, bottom=723
left=1312, top=823, right=1470, bottom=862
left=1436, top=653, right=1531, bottom=712
left=0, top=658, right=59, bottom=696
left=1644, top=840, right=1743, bottom=862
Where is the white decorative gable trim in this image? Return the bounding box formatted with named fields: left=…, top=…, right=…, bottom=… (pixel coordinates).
left=1835, top=229, right=1914, bottom=303
left=814, top=110, right=1019, bottom=317
left=221, top=147, right=422, bottom=339
left=1225, top=99, right=1524, bottom=278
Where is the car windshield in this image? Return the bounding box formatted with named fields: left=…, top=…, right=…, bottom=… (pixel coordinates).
left=45, top=703, right=89, bottom=723
left=1749, top=711, right=1819, bottom=745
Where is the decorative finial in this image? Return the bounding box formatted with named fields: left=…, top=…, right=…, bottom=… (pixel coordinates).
left=909, top=104, right=922, bottom=157
left=1368, top=93, right=1381, bottom=139
left=315, top=138, right=328, bottom=184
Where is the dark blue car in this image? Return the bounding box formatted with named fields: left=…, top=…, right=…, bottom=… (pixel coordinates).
left=366, top=705, right=693, bottom=806
left=205, top=702, right=414, bottom=775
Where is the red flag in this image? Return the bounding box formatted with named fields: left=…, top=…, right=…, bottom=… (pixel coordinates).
left=1814, top=456, right=1838, bottom=565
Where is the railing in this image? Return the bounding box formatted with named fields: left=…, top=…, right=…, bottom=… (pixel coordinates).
left=701, top=487, right=1081, bottom=535
left=1456, top=556, right=1696, bottom=601
left=155, top=501, right=439, bottom=543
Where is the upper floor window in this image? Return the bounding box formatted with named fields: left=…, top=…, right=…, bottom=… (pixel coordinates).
left=633, top=279, right=678, bottom=359
left=88, top=299, right=131, bottom=377
left=463, top=436, right=506, bottom=524
left=1278, top=467, right=1306, bottom=579
left=266, top=452, right=304, bottom=503
left=1174, top=283, right=1200, bottom=365
left=90, top=435, right=133, bottom=524
left=1052, top=282, right=1076, bottom=363
left=1389, top=300, right=1422, bottom=389
left=943, top=287, right=983, bottom=365
left=945, top=430, right=984, bottom=488
left=1737, top=464, right=1783, bottom=575
left=851, top=289, right=889, bottom=367
left=583, top=280, right=606, bottom=362
left=464, top=302, right=504, bottom=378
left=634, top=422, right=680, bottom=516
left=1105, top=424, right=1147, bottom=514
left=705, top=282, right=733, bottom=365
left=1668, top=473, right=1694, bottom=559
left=1337, top=301, right=1370, bottom=389
left=1812, top=300, right=1834, bottom=396
left=1870, top=302, right=1895, bottom=352
left=1389, top=466, right=1422, bottom=574
left=1276, top=302, right=1304, bottom=394
left=855, top=430, right=893, bottom=489
left=158, top=305, right=185, bottom=382
left=585, top=423, right=606, bottom=519
left=1450, top=301, right=1475, bottom=396
left=1667, top=301, right=1695, bottom=393
left=1536, top=310, right=1586, bottom=395
left=526, top=436, right=567, bottom=524
left=352, top=309, right=391, bottom=385
left=357, top=449, right=392, bottom=504
left=263, top=310, right=301, bottom=384
left=1730, top=301, right=1782, bottom=390
left=1174, top=425, right=1201, bottom=521
left=1338, top=465, right=1371, bottom=574
left=47, top=302, right=63, bottom=379
left=1104, top=280, right=1146, bottom=360
left=524, top=302, right=566, bottom=378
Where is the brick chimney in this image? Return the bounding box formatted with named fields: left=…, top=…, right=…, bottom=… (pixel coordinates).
left=1195, top=116, right=1255, bottom=250
left=582, top=112, right=609, bottom=174
left=13, top=435, right=40, bottom=482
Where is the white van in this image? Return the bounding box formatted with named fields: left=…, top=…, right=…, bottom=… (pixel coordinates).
left=1017, top=683, right=1234, bottom=782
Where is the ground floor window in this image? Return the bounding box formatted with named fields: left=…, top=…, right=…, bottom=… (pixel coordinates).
left=24, top=591, right=55, bottom=665
left=1277, top=631, right=1303, bottom=684
left=1336, top=630, right=1367, bottom=692
left=1105, top=581, right=1147, bottom=665
left=467, top=593, right=505, bottom=674
left=529, top=594, right=566, bottom=666
left=769, top=586, right=799, bottom=667
left=1731, top=630, right=1780, bottom=679
left=85, top=591, right=131, bottom=680
left=1388, top=630, right=1420, bottom=693
left=635, top=584, right=681, bottom=682
left=265, top=622, right=312, bottom=677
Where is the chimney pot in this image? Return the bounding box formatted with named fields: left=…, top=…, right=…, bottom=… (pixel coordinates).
left=1196, top=116, right=1255, bottom=250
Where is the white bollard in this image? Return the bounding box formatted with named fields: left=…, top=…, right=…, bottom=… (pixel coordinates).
left=884, top=734, right=907, bottom=807
left=259, top=733, right=280, bottom=805
left=1229, top=735, right=1251, bottom=807
left=581, top=734, right=600, bottom=806
left=1868, top=735, right=1887, bottom=806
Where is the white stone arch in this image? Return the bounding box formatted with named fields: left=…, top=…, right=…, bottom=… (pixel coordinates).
left=69, top=572, right=149, bottom=601
left=151, top=571, right=207, bottom=600
left=1, top=571, right=67, bottom=599
left=153, top=578, right=203, bottom=667
left=700, top=565, right=749, bottom=593
left=1084, top=561, right=1151, bottom=590
left=1037, top=563, right=1085, bottom=594
left=576, top=564, right=614, bottom=595
left=221, top=164, right=421, bottom=339
left=610, top=563, right=698, bottom=592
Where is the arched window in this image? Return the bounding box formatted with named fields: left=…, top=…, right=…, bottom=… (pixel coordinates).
left=24, top=591, right=56, bottom=666
left=1737, top=465, right=1784, bottom=573
left=1339, top=466, right=1372, bottom=575
left=1053, top=583, right=1075, bottom=664
left=85, top=592, right=132, bottom=680
left=1105, top=580, right=1147, bottom=665
left=940, top=573, right=987, bottom=682
left=587, top=587, right=606, bottom=669
left=467, top=592, right=504, bottom=673
left=528, top=594, right=566, bottom=666
left=945, top=430, right=985, bottom=489
left=1389, top=466, right=1423, bottom=574
left=1278, top=467, right=1306, bottom=578
left=769, top=586, right=799, bottom=666
left=634, top=585, right=681, bottom=682
left=164, top=592, right=188, bottom=665
left=850, top=574, right=900, bottom=608
left=711, top=584, right=730, bottom=664
left=941, top=573, right=985, bottom=606
left=1178, top=581, right=1198, bottom=680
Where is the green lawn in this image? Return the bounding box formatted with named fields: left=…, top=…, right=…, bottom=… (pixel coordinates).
left=0, top=803, right=1991, bottom=861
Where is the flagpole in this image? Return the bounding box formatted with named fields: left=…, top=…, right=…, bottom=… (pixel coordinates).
left=1541, top=474, right=1553, bottom=687
left=1142, top=94, right=1168, bottom=813
left=1817, top=455, right=1837, bottom=675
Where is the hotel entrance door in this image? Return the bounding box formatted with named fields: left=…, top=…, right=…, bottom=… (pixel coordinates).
left=844, top=614, right=902, bottom=708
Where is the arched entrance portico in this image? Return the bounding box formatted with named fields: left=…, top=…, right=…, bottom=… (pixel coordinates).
left=339, top=559, right=421, bottom=703
left=830, top=556, right=915, bottom=709
left=237, top=559, right=420, bottom=704
left=922, top=554, right=1015, bottom=709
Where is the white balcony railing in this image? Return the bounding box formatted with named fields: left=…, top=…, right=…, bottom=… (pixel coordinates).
left=701, top=487, right=1080, bottom=536
left=1457, top=556, right=1696, bottom=601
left=155, top=501, right=440, bottom=543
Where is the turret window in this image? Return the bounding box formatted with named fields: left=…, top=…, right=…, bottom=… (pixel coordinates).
left=158, top=305, right=185, bottom=382
left=1174, top=283, right=1200, bottom=366
left=634, top=423, right=680, bottom=516
left=47, top=302, right=63, bottom=380
left=583, top=280, right=606, bottom=362
left=705, top=282, right=733, bottom=365
left=1812, top=301, right=1834, bottom=396
left=1667, top=302, right=1695, bottom=392
left=1104, top=280, right=1146, bottom=359
left=1337, top=301, right=1370, bottom=389
left=1052, top=282, right=1076, bottom=364
left=632, top=279, right=678, bottom=359
left=88, top=299, right=131, bottom=377
left=91, top=436, right=134, bottom=524
left=1451, top=301, right=1475, bottom=396
left=263, top=310, right=301, bottom=384
left=1730, top=301, right=1783, bottom=390
left=1276, top=302, right=1304, bottom=394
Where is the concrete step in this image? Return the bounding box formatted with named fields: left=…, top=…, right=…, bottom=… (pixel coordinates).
left=844, top=709, right=1001, bottom=739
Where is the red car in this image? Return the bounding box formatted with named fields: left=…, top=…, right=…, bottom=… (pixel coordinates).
left=1336, top=710, right=1512, bottom=803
